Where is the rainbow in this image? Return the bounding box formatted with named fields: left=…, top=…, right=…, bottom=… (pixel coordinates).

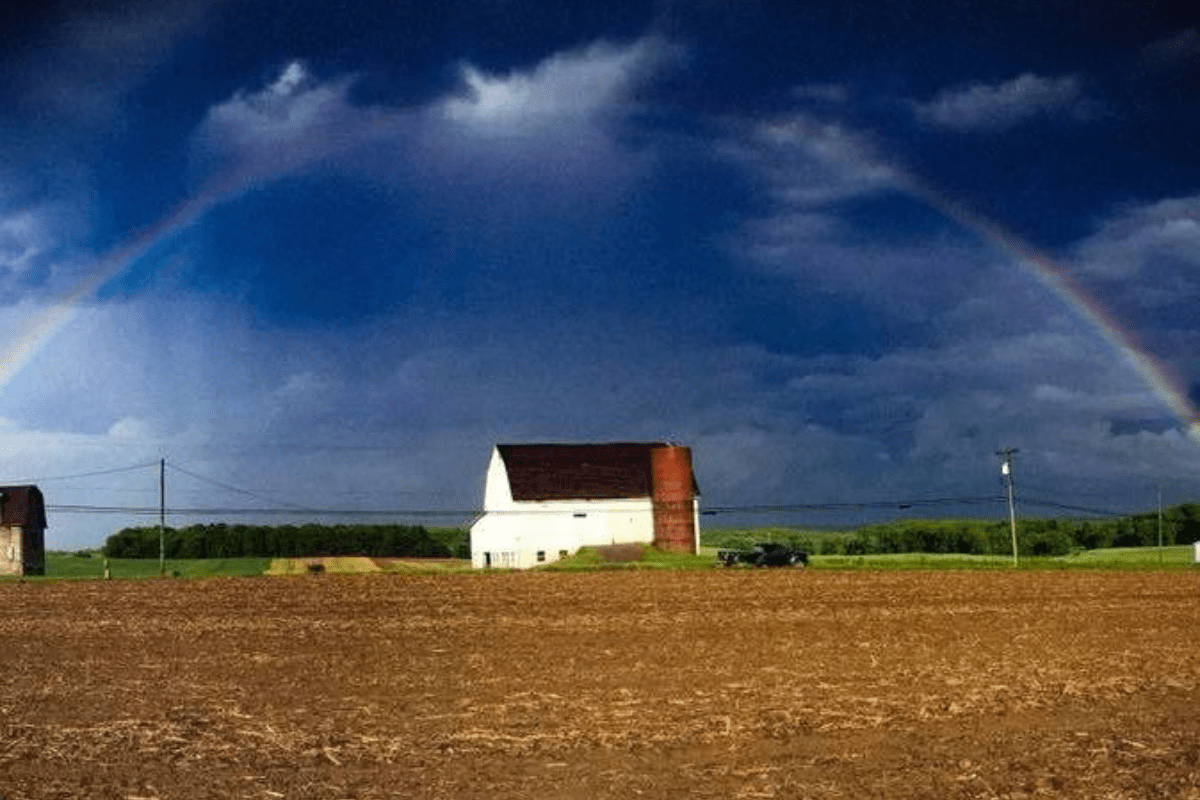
left=0, top=181, right=226, bottom=393
left=911, top=185, right=1200, bottom=445
left=2, top=112, right=1198, bottom=451
left=0, top=94, right=381, bottom=394
left=779, top=112, right=1200, bottom=445
left=0, top=153, right=301, bottom=395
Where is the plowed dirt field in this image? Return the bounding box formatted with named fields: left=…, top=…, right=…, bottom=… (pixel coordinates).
left=1, top=571, right=1197, bottom=798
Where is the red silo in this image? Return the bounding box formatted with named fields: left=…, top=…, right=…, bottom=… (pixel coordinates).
left=650, top=445, right=697, bottom=554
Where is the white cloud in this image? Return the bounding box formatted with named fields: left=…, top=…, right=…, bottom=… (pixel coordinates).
left=915, top=73, right=1092, bottom=132
left=107, top=416, right=157, bottom=440
left=269, top=62, right=308, bottom=96
left=192, top=60, right=371, bottom=179
left=439, top=39, right=667, bottom=131
left=0, top=209, right=50, bottom=275
left=0, top=198, right=90, bottom=295
left=191, top=39, right=670, bottom=201
left=734, top=116, right=900, bottom=206
left=1072, top=194, right=1200, bottom=279
left=1066, top=194, right=1200, bottom=394
left=724, top=113, right=1023, bottom=319
left=713, top=103, right=1200, bottom=504
left=4, top=278, right=1194, bottom=551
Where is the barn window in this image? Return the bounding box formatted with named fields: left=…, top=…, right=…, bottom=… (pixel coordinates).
left=537, top=550, right=546, bottom=562
left=573, top=512, right=587, bottom=518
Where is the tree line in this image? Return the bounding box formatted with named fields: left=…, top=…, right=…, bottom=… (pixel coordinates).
left=785, top=503, right=1200, bottom=557
left=102, top=523, right=469, bottom=560
left=100, top=504, right=1200, bottom=561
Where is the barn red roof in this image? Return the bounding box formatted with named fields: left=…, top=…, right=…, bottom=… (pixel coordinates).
left=0, top=485, right=46, bottom=529
left=497, top=443, right=698, bottom=502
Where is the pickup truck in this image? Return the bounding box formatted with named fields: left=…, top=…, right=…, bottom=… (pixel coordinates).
left=716, top=542, right=808, bottom=568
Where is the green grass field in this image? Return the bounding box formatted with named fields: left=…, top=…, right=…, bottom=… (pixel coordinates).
left=43, top=553, right=272, bottom=579
left=545, top=544, right=1200, bottom=571
left=806, top=546, right=1197, bottom=570
left=543, top=543, right=715, bottom=571
left=22, top=542, right=1199, bottom=581
left=701, top=527, right=851, bottom=552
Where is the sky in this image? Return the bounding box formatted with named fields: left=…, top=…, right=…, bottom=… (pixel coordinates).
left=2, top=1, right=1199, bottom=549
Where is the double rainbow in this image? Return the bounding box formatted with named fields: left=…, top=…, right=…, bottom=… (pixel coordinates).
left=2, top=116, right=1197, bottom=448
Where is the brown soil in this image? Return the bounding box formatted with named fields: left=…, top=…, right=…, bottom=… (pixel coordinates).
left=1, top=571, right=1197, bottom=798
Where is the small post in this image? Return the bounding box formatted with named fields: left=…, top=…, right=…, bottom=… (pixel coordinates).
left=1158, top=486, right=1163, bottom=566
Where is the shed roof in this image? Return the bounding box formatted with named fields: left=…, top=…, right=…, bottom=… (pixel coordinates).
left=0, top=485, right=46, bottom=529
left=496, top=443, right=698, bottom=502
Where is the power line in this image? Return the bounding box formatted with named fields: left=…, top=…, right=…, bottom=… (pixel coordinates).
left=701, top=495, right=1003, bottom=515
left=42, top=492, right=1183, bottom=527
left=1019, top=497, right=1132, bottom=518
left=45, top=494, right=1005, bottom=519
left=45, top=504, right=478, bottom=518
left=20, top=455, right=1188, bottom=525
left=165, top=461, right=309, bottom=510
left=6, top=461, right=161, bottom=484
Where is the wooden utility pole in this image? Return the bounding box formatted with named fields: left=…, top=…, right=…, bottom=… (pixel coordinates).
left=159, top=458, right=166, bottom=576
left=998, top=448, right=1019, bottom=566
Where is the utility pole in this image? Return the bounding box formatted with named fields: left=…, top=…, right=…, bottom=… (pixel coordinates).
left=998, top=448, right=1019, bottom=566
left=159, top=458, right=166, bottom=576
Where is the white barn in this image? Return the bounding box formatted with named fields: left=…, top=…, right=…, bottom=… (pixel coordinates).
left=470, top=443, right=700, bottom=569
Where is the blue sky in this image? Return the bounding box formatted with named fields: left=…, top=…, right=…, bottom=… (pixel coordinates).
left=2, top=1, right=1199, bottom=548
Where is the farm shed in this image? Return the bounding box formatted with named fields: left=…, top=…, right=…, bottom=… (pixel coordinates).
left=470, top=443, right=700, bottom=569
left=0, top=485, right=47, bottom=576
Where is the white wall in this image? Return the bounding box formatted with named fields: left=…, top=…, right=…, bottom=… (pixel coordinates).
left=471, top=497, right=657, bottom=569
left=471, top=448, right=657, bottom=569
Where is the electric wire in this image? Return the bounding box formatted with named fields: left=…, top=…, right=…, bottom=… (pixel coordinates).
left=45, top=504, right=476, bottom=517
left=700, top=495, right=1004, bottom=515
left=1019, top=497, right=1131, bottom=518
left=43, top=493, right=1008, bottom=520
left=165, top=460, right=309, bottom=510
left=19, top=459, right=1178, bottom=523
left=7, top=460, right=161, bottom=484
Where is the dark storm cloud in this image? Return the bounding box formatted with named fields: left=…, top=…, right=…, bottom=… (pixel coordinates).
left=1, top=1, right=1198, bottom=547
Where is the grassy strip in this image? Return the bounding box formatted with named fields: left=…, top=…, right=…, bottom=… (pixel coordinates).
left=1048, top=545, right=1195, bottom=569
left=31, top=544, right=1198, bottom=581
left=550, top=545, right=1199, bottom=572
left=809, top=546, right=1197, bottom=570
left=38, top=553, right=473, bottom=580
left=42, top=553, right=271, bottom=579
left=702, top=527, right=850, bottom=552
left=542, top=544, right=714, bottom=571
